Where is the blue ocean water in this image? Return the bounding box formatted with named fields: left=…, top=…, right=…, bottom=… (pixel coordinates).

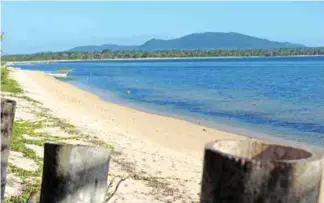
left=15, top=56, right=324, bottom=146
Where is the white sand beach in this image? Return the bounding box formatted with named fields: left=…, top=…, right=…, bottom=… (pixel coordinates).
left=5, top=69, right=245, bottom=202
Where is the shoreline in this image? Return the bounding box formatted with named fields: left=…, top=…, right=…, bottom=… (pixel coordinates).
left=10, top=68, right=220, bottom=201
left=7, top=54, right=324, bottom=65
left=6, top=68, right=324, bottom=202
left=10, top=67, right=320, bottom=153
left=11, top=68, right=245, bottom=156
left=74, top=78, right=319, bottom=151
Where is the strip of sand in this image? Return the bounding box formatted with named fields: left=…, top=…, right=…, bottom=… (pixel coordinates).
left=12, top=69, right=245, bottom=158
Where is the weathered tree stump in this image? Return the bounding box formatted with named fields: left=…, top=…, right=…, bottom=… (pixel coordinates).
left=200, top=139, right=323, bottom=203
left=40, top=143, right=112, bottom=203
left=1, top=98, right=16, bottom=201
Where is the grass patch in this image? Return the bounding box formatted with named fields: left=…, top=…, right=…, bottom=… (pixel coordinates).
left=7, top=164, right=42, bottom=180
left=34, top=110, right=79, bottom=134
left=19, top=95, right=42, bottom=105
left=5, top=120, right=45, bottom=202
left=11, top=120, right=45, bottom=165
left=5, top=102, right=115, bottom=202
left=4, top=182, right=40, bottom=203
left=1, top=68, right=23, bottom=93
left=88, top=139, right=114, bottom=149
left=6, top=119, right=44, bottom=203
left=4, top=93, right=42, bottom=105
left=49, top=116, right=78, bottom=134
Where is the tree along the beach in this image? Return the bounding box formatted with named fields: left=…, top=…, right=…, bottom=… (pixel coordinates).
left=2, top=47, right=324, bottom=61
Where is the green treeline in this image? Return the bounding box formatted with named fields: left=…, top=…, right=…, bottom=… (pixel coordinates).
left=3, top=47, right=324, bottom=62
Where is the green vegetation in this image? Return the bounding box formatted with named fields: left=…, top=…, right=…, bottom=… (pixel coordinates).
left=5, top=120, right=44, bottom=203
left=1, top=68, right=23, bottom=93
left=11, top=120, right=46, bottom=153
left=35, top=110, right=79, bottom=134
left=2, top=47, right=324, bottom=62
left=5, top=176, right=41, bottom=203
left=3, top=92, right=113, bottom=202
left=17, top=95, right=42, bottom=105
left=5, top=117, right=112, bottom=202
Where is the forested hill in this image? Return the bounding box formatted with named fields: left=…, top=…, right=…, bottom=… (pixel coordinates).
left=69, top=32, right=305, bottom=52
left=3, top=47, right=324, bottom=62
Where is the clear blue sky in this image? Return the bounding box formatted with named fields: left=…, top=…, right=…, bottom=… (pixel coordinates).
left=2, top=1, right=324, bottom=54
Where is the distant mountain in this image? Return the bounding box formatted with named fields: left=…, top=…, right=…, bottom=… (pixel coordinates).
left=69, top=32, right=306, bottom=52
left=69, top=44, right=138, bottom=52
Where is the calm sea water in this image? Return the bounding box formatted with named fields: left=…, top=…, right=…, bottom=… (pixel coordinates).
left=14, top=56, right=324, bottom=146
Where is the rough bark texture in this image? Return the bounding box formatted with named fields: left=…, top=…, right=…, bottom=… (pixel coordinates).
left=1, top=98, right=16, bottom=202
left=40, top=143, right=111, bottom=203
left=200, top=140, right=323, bottom=203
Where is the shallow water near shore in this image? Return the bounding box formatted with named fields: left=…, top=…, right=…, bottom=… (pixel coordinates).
left=14, top=56, right=324, bottom=147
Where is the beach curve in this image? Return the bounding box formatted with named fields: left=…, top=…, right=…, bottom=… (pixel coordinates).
left=9, top=68, right=324, bottom=202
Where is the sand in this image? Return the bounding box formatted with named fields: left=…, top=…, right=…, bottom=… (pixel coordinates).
left=12, top=70, right=244, bottom=157
left=8, top=69, right=244, bottom=202
left=7, top=68, right=324, bottom=202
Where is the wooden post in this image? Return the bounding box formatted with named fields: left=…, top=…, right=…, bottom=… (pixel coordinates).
left=40, top=143, right=111, bottom=203
left=200, top=140, right=323, bottom=203
left=1, top=98, right=16, bottom=202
